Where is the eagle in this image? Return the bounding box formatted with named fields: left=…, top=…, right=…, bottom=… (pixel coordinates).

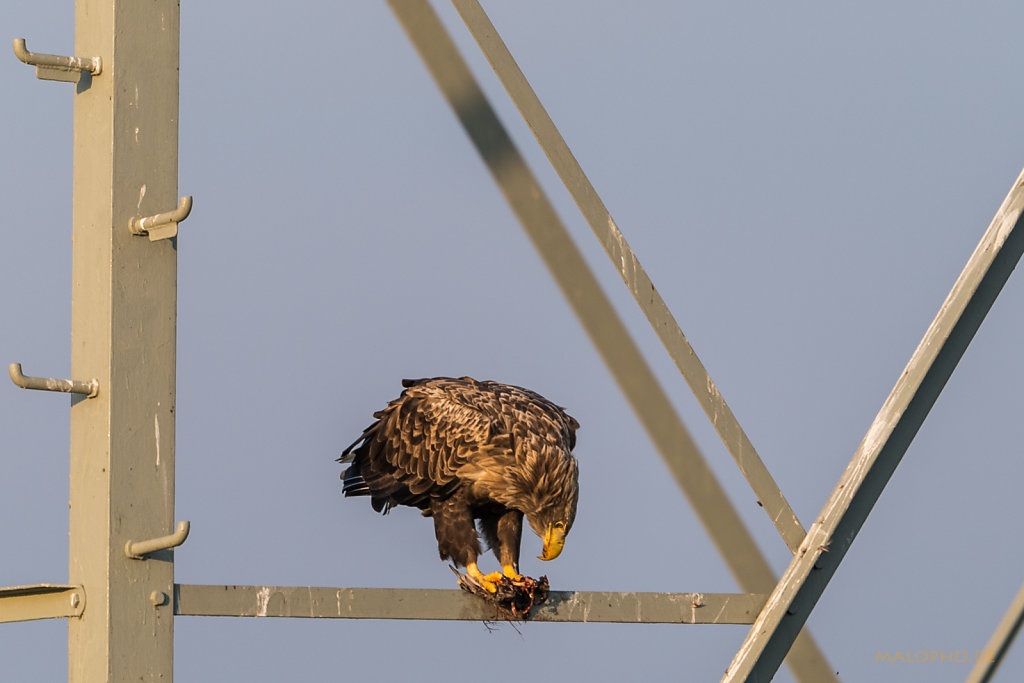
left=339, top=377, right=579, bottom=592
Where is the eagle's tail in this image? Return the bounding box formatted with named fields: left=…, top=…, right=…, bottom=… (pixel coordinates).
left=339, top=425, right=372, bottom=497
left=339, top=416, right=381, bottom=496
left=341, top=459, right=370, bottom=497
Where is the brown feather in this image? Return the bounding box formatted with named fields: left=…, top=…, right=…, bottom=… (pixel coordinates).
left=340, top=377, right=579, bottom=570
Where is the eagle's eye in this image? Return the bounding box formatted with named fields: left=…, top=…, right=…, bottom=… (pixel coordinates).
left=554, top=521, right=566, bottom=531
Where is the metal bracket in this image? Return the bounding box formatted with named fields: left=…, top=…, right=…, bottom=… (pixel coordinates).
left=130, top=196, right=193, bottom=241
left=0, top=584, right=86, bottom=623
left=9, top=363, right=99, bottom=398
left=12, top=38, right=101, bottom=83
left=125, top=521, right=190, bottom=559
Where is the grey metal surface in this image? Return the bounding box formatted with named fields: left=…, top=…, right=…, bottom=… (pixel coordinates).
left=389, top=2, right=833, bottom=678
left=722, top=168, right=1024, bottom=681
left=0, top=585, right=85, bottom=623
left=966, top=579, right=1024, bottom=683
left=175, top=584, right=766, bottom=624
left=449, top=0, right=806, bottom=556
left=67, top=1, right=181, bottom=680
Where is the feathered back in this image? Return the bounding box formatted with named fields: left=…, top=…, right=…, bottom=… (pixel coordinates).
left=340, top=377, right=579, bottom=521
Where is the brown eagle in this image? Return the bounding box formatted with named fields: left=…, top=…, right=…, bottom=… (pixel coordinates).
left=339, top=377, right=579, bottom=592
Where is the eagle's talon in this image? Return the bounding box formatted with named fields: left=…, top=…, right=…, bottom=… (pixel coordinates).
left=475, top=565, right=523, bottom=589
left=467, top=562, right=500, bottom=593
left=469, top=576, right=498, bottom=593
left=501, top=565, right=524, bottom=583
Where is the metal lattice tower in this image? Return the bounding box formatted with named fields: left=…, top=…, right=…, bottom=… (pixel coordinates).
left=2, top=2, right=1023, bottom=681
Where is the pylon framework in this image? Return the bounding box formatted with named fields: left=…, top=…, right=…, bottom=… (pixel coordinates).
left=2, top=2, right=1022, bottom=682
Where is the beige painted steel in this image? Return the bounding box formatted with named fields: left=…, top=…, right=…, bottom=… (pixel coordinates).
left=723, top=169, right=1024, bottom=681
left=388, top=2, right=832, bottom=679
left=68, top=0, right=181, bottom=680
left=8, top=362, right=98, bottom=397
left=124, top=521, right=191, bottom=559
left=176, top=585, right=766, bottom=624
left=965, top=579, right=1024, bottom=683
left=449, top=0, right=806, bottom=557
left=12, top=38, right=102, bottom=82
left=130, top=195, right=193, bottom=241
left=0, top=585, right=85, bottom=623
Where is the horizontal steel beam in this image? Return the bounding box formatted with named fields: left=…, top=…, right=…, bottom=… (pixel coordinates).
left=0, top=584, right=85, bottom=623
left=174, top=585, right=766, bottom=624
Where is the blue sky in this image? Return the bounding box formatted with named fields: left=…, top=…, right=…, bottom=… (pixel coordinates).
left=3, top=2, right=1023, bottom=681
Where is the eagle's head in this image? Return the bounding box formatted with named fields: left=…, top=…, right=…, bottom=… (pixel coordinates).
left=523, top=457, right=579, bottom=562
left=532, top=514, right=571, bottom=561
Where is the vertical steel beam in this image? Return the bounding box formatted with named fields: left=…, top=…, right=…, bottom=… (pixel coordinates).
left=723, top=169, right=1024, bottom=682
left=388, top=3, right=833, bottom=679
left=449, top=0, right=806, bottom=555
left=69, top=1, right=180, bottom=680
left=966, top=579, right=1024, bottom=683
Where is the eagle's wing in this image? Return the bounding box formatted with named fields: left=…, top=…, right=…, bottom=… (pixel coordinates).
left=470, top=380, right=579, bottom=456
left=342, top=378, right=513, bottom=509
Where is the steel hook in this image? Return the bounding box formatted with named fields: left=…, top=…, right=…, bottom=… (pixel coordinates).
left=125, top=521, right=190, bottom=559
left=12, top=38, right=102, bottom=82
left=130, top=196, right=193, bottom=241
left=9, top=363, right=99, bottom=398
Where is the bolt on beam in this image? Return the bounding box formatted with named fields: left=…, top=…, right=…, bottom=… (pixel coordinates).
left=0, top=585, right=85, bottom=623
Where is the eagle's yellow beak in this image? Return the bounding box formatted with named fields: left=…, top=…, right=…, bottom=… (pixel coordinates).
left=538, top=521, right=566, bottom=561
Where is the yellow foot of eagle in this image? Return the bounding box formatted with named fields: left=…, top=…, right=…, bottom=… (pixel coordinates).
left=456, top=565, right=550, bottom=619
left=466, top=562, right=522, bottom=593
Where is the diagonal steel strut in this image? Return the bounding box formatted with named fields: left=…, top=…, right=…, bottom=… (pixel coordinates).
left=966, top=578, right=1024, bottom=683
left=449, top=0, right=806, bottom=556
left=387, top=2, right=834, bottom=680
left=722, top=169, right=1024, bottom=681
